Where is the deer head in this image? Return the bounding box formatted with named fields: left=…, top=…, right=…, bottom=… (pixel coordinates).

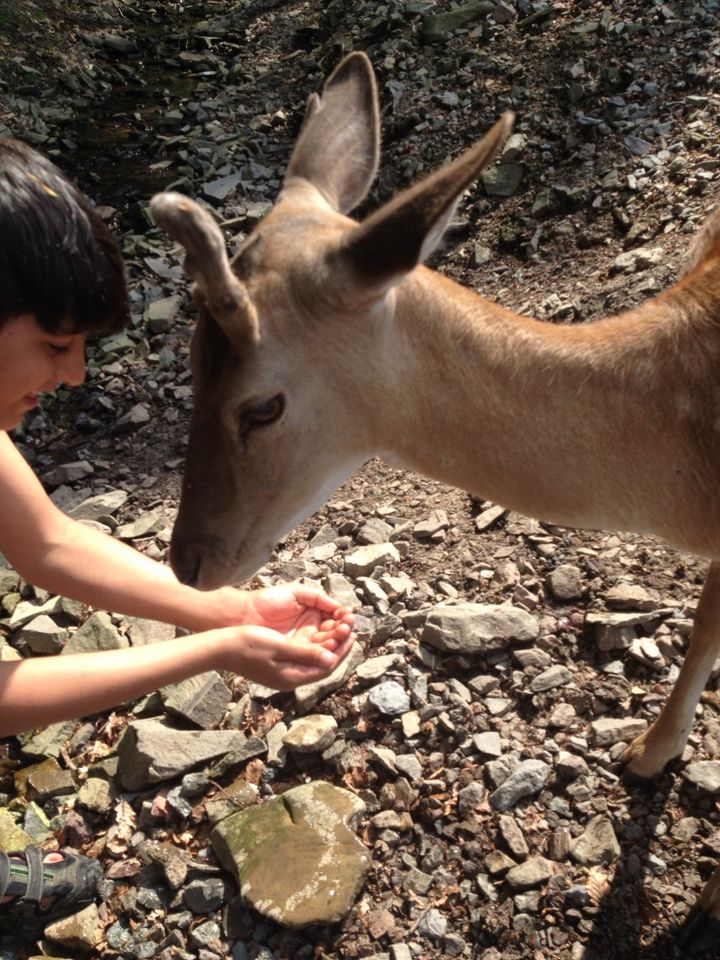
left=151, top=52, right=512, bottom=588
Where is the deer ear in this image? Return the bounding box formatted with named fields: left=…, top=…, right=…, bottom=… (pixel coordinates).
left=284, top=51, right=380, bottom=215
left=339, top=112, right=515, bottom=295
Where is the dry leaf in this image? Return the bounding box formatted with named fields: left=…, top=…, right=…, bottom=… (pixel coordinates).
left=586, top=866, right=611, bottom=905
left=151, top=787, right=171, bottom=819
left=105, top=798, right=137, bottom=856
left=104, top=857, right=143, bottom=880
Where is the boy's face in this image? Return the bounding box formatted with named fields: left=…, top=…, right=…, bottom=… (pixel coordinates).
left=0, top=314, right=86, bottom=430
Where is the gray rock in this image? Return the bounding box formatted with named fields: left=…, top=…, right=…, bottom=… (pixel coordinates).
left=203, top=173, right=243, bottom=201
left=17, top=721, right=76, bottom=760
left=344, top=543, right=400, bottom=578
left=126, top=618, right=176, bottom=646
left=44, top=903, right=101, bottom=952
left=0, top=566, right=20, bottom=594
left=474, top=504, right=507, bottom=532
left=413, top=510, right=449, bottom=539
left=62, top=611, right=128, bottom=655
left=498, top=814, right=529, bottom=860
left=356, top=653, right=402, bottom=681
left=117, top=719, right=266, bottom=790
left=473, top=731, right=503, bottom=758
left=146, top=294, right=181, bottom=332
left=418, top=907, right=447, bottom=939
left=22, top=614, right=68, bottom=654
left=604, top=583, right=658, bottom=611
left=101, top=33, right=138, bottom=54
left=590, top=716, right=648, bottom=747
left=395, top=754, right=423, bottom=781
left=490, top=759, right=551, bottom=811
left=77, top=777, right=117, bottom=815
left=571, top=814, right=621, bottom=865
left=68, top=489, right=128, bottom=522
left=368, top=680, right=411, bottom=716
left=586, top=608, right=672, bottom=650
left=481, top=164, right=524, bottom=197
left=43, top=459, right=94, bottom=486
left=283, top=714, right=338, bottom=753
left=493, top=2, right=517, bottom=23
left=685, top=761, right=720, bottom=793
left=530, top=664, right=572, bottom=693
left=423, top=601, right=539, bottom=655
left=546, top=564, right=583, bottom=601
left=513, top=647, right=552, bottom=670
left=115, top=507, right=168, bottom=539
left=183, top=877, right=228, bottom=913
left=114, top=401, right=152, bottom=432
left=628, top=636, right=664, bottom=668
left=391, top=945, right=413, bottom=960
left=505, top=856, right=555, bottom=891
left=211, top=782, right=370, bottom=928
left=357, top=517, right=393, bottom=544
left=422, top=1, right=495, bottom=41
left=62, top=610, right=130, bottom=655
left=9, top=596, right=65, bottom=629
left=324, top=572, right=359, bottom=610
left=162, top=672, right=232, bottom=730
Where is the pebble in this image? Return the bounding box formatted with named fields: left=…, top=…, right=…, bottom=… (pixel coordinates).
left=490, top=759, right=552, bottom=811
left=369, top=680, right=411, bottom=715
left=684, top=761, right=720, bottom=793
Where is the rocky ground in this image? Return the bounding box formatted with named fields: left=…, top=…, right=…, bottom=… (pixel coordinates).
left=1, top=1, right=720, bottom=959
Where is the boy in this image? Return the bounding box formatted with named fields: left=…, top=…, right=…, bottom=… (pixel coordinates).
left=0, top=138, right=354, bottom=926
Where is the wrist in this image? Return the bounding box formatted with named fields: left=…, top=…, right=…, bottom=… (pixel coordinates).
left=206, top=625, right=237, bottom=672
left=175, top=585, right=248, bottom=633
left=203, top=586, right=252, bottom=630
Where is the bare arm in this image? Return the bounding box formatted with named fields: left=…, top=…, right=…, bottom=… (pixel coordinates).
left=0, top=432, right=249, bottom=630
left=0, top=432, right=357, bottom=736
left=0, top=433, right=349, bottom=638
left=0, top=623, right=353, bottom=737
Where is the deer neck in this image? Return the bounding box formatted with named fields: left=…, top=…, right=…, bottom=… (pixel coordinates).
left=369, top=265, right=720, bottom=550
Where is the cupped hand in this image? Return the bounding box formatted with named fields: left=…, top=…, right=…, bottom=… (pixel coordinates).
left=219, top=624, right=355, bottom=691
left=238, top=583, right=355, bottom=652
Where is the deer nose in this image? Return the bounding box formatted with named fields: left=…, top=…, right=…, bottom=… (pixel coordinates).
left=170, top=540, right=203, bottom=588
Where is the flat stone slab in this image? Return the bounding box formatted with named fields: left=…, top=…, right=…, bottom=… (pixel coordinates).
left=116, top=719, right=265, bottom=790
left=212, top=781, right=370, bottom=929
left=422, top=601, right=539, bottom=655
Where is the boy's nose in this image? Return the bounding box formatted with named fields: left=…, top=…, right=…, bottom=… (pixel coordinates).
left=59, top=338, right=87, bottom=386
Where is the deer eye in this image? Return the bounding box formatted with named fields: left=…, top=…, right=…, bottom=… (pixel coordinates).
left=239, top=395, right=285, bottom=435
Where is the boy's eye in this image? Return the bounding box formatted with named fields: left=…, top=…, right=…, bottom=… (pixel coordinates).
left=47, top=343, right=70, bottom=354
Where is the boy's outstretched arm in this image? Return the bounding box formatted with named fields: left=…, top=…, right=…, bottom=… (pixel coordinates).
left=0, top=432, right=353, bottom=645
left=0, top=621, right=354, bottom=737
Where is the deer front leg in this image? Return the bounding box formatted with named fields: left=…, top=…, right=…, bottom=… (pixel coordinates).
left=622, top=561, right=720, bottom=781
left=676, top=863, right=720, bottom=956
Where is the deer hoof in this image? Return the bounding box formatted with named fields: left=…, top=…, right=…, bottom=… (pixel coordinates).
left=677, top=903, right=720, bottom=956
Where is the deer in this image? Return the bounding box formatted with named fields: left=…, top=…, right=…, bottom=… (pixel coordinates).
left=150, top=52, right=720, bottom=951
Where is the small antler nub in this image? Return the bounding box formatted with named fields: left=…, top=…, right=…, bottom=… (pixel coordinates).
left=150, top=192, right=259, bottom=342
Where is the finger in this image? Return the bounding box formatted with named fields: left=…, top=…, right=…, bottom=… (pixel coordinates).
left=293, top=586, right=351, bottom=616
left=310, top=623, right=352, bottom=647
left=317, top=632, right=355, bottom=656
left=275, top=640, right=337, bottom=669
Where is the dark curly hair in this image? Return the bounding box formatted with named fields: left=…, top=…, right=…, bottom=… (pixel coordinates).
left=0, top=138, right=129, bottom=334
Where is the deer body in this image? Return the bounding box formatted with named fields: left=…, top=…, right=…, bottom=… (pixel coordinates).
left=151, top=52, right=720, bottom=949
left=358, top=269, right=720, bottom=554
